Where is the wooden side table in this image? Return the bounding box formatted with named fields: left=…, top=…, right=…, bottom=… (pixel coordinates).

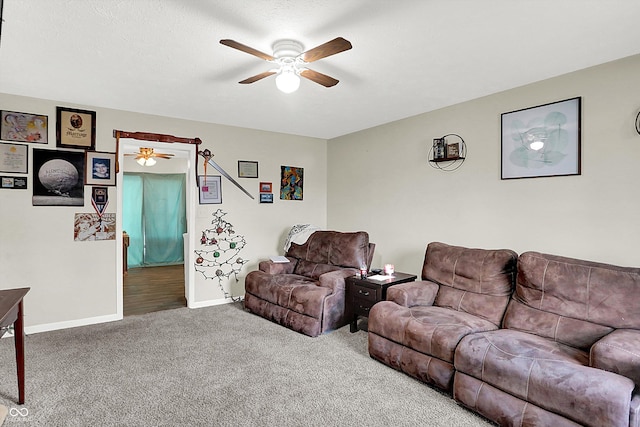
left=346, top=272, right=417, bottom=332
left=0, top=287, right=30, bottom=404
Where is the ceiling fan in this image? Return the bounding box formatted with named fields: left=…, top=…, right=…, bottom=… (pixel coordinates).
left=124, top=147, right=174, bottom=166
left=220, top=37, right=352, bottom=93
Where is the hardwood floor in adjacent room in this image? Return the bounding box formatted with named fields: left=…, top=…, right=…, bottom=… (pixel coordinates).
left=123, top=264, right=187, bottom=316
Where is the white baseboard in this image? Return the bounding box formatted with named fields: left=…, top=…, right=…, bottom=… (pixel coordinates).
left=2, top=297, right=244, bottom=337
left=188, top=296, right=244, bottom=309
left=23, top=313, right=123, bottom=336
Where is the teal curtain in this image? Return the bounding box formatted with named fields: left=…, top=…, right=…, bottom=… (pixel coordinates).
left=123, top=173, right=187, bottom=268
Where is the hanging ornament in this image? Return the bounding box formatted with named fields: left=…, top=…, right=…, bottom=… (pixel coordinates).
left=214, top=251, right=220, bottom=258
left=230, top=242, right=236, bottom=249
left=196, top=256, right=204, bottom=264
left=216, top=269, right=224, bottom=277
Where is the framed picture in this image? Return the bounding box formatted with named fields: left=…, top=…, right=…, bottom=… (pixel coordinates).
left=56, top=106, right=96, bottom=150
left=85, top=151, right=116, bottom=186
left=260, top=193, right=273, bottom=203
left=433, top=138, right=445, bottom=160
left=32, top=148, right=85, bottom=206
left=446, top=142, right=460, bottom=159
left=501, top=97, right=581, bottom=179
left=280, top=165, right=303, bottom=200
left=238, top=160, right=258, bottom=178
left=198, top=175, right=222, bottom=204
left=259, top=182, right=272, bottom=193
left=1, top=176, right=28, bottom=189
left=0, top=142, right=28, bottom=173
left=1, top=110, right=48, bottom=143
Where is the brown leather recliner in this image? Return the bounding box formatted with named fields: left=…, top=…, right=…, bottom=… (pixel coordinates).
left=244, top=231, right=374, bottom=337
left=367, top=242, right=517, bottom=391
left=454, top=251, right=640, bottom=427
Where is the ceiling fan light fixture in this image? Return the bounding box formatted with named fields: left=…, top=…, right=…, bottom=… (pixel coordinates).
left=136, top=156, right=156, bottom=166
left=276, top=69, right=300, bottom=93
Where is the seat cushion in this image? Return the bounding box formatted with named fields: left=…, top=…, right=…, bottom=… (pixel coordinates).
left=245, top=272, right=332, bottom=319
left=369, top=302, right=499, bottom=363
left=455, top=329, right=636, bottom=427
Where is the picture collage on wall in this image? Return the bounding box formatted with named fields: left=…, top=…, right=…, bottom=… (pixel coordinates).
left=0, top=106, right=117, bottom=241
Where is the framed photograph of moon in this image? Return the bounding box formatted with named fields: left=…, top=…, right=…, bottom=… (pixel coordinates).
left=32, top=148, right=85, bottom=206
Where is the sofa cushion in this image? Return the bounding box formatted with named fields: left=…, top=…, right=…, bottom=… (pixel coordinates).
left=286, top=231, right=369, bottom=268
left=369, top=302, right=499, bottom=363
left=455, top=329, right=636, bottom=427
left=244, top=272, right=331, bottom=319
left=422, top=242, right=517, bottom=326
left=591, top=329, right=640, bottom=386
left=293, top=259, right=341, bottom=279
left=504, top=251, right=640, bottom=348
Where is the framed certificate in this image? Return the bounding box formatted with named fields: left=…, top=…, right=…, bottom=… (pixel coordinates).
left=0, top=142, right=28, bottom=174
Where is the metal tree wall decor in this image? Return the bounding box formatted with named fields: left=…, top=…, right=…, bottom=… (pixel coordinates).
left=194, top=209, right=248, bottom=301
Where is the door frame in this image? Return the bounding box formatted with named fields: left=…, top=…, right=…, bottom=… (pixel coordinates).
left=115, top=139, right=197, bottom=316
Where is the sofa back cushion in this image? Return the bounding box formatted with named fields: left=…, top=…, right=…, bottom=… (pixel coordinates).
left=286, top=231, right=370, bottom=269
left=293, top=259, right=342, bottom=279
left=503, top=251, right=640, bottom=350
left=424, top=242, right=518, bottom=326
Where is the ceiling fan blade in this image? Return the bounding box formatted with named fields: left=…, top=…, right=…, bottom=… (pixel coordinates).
left=154, top=154, right=174, bottom=159
left=300, top=69, right=339, bottom=87
left=220, top=39, right=275, bottom=61
left=239, top=71, right=277, bottom=84
left=301, top=37, right=352, bottom=63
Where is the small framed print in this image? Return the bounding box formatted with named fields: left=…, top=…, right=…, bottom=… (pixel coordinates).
left=1, top=176, right=28, bottom=189
left=260, top=193, right=274, bottom=203
left=433, top=138, right=445, bottom=160
left=446, top=142, right=460, bottom=159
left=56, top=106, right=96, bottom=150
left=198, top=175, right=222, bottom=204
left=238, top=160, right=258, bottom=178
left=259, top=182, right=272, bottom=193
left=0, top=142, right=28, bottom=174
left=1, top=110, right=48, bottom=143
left=85, top=151, right=116, bottom=186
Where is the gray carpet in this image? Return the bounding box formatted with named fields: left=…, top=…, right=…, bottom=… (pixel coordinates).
left=0, top=303, right=493, bottom=426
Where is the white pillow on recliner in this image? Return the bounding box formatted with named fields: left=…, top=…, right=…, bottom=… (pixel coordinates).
left=283, top=224, right=321, bottom=252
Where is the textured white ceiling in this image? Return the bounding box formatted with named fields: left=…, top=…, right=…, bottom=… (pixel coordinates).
left=1, top=0, right=639, bottom=139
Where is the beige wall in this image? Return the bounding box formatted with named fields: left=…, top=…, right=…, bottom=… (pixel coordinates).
left=0, top=93, right=327, bottom=331
left=3, top=54, right=639, bottom=333
left=327, top=54, right=640, bottom=276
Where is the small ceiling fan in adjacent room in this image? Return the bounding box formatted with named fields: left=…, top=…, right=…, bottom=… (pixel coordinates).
left=124, top=147, right=174, bottom=167
left=220, top=37, right=352, bottom=93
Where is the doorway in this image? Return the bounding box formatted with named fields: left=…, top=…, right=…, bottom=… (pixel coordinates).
left=116, top=139, right=197, bottom=317
left=123, top=171, right=187, bottom=315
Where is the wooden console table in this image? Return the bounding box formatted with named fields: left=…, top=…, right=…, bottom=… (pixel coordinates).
left=0, top=287, right=30, bottom=404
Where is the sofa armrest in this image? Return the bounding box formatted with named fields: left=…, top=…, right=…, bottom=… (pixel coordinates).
left=318, top=268, right=358, bottom=292
left=591, top=329, right=640, bottom=386
left=258, top=257, right=297, bottom=275
left=386, top=280, right=439, bottom=307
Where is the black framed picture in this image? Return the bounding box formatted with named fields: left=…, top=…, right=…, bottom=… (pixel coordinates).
left=32, top=148, right=84, bottom=206
left=56, top=106, right=96, bottom=150
left=501, top=97, right=581, bottom=179
left=238, top=160, right=258, bottom=178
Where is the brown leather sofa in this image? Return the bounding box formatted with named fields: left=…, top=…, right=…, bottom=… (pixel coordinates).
left=368, top=242, right=518, bottom=391
left=369, top=243, right=640, bottom=426
left=244, top=230, right=374, bottom=337
left=454, top=251, right=640, bottom=427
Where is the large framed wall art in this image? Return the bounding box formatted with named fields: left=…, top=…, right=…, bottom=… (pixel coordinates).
left=501, top=97, right=581, bottom=179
